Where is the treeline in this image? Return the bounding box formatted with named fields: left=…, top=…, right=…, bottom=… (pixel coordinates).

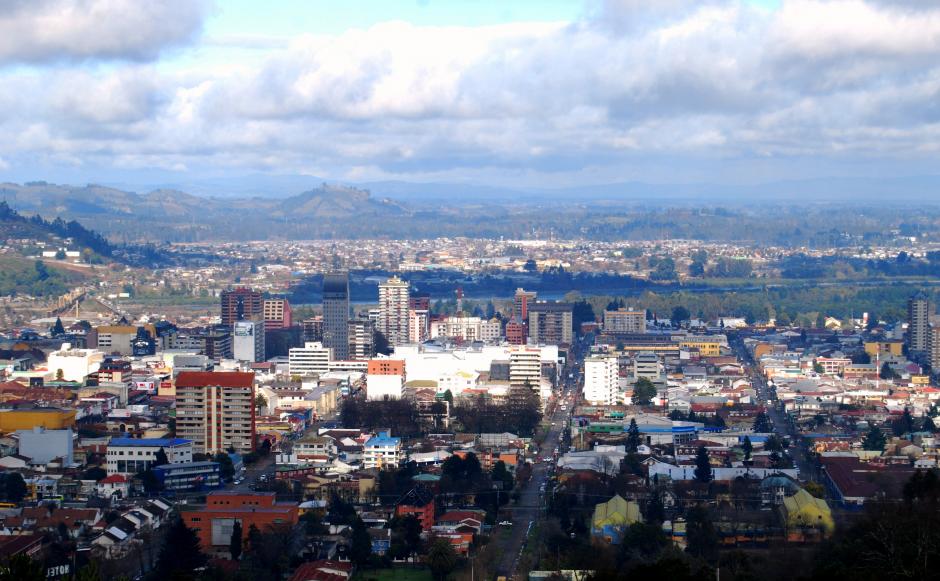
left=779, top=252, right=940, bottom=279
left=0, top=259, right=74, bottom=297
left=340, top=397, right=422, bottom=438
left=453, top=386, right=542, bottom=437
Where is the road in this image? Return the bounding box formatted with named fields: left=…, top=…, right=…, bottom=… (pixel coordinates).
left=494, top=349, right=582, bottom=579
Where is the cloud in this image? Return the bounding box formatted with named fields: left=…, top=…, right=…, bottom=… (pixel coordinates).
left=0, top=0, right=212, bottom=65
left=3, top=0, right=940, bottom=186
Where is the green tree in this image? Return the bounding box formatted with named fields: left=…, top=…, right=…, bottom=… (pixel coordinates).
left=753, top=411, right=772, bottom=433
left=742, top=436, right=753, bottom=462
left=254, top=393, right=268, bottom=414
left=51, top=317, right=65, bottom=336
left=862, top=425, right=887, bottom=451
left=686, top=505, right=718, bottom=563
left=626, top=418, right=642, bottom=453
left=155, top=518, right=207, bottom=578
left=230, top=520, right=243, bottom=561
left=632, top=378, right=657, bottom=406
left=215, top=452, right=235, bottom=481
left=427, top=538, right=458, bottom=581
left=3, top=473, right=27, bottom=502
left=349, top=517, right=372, bottom=566
left=82, top=466, right=107, bottom=481
left=880, top=361, right=895, bottom=380
left=693, top=446, right=712, bottom=484
left=670, top=305, right=690, bottom=325
left=153, top=447, right=169, bottom=467
left=139, top=469, right=162, bottom=494
left=0, top=554, right=44, bottom=581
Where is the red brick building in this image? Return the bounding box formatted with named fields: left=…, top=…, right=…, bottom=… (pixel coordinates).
left=182, top=492, right=298, bottom=556
left=395, top=487, right=435, bottom=531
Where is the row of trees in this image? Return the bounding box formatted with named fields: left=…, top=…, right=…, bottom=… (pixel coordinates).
left=452, top=386, right=542, bottom=437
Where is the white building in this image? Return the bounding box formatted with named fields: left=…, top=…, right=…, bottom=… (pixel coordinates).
left=233, top=320, right=265, bottom=363
left=409, top=309, right=430, bottom=344
left=378, top=276, right=410, bottom=346
left=47, top=343, right=104, bottom=382
left=634, top=351, right=661, bottom=380
left=509, top=347, right=542, bottom=391
left=363, top=431, right=402, bottom=469
left=584, top=356, right=619, bottom=405
left=106, top=437, right=193, bottom=475
left=367, top=372, right=405, bottom=400
left=289, top=342, right=332, bottom=376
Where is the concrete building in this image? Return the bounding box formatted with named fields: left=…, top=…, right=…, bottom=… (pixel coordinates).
left=348, top=319, right=375, bottom=360
left=363, top=431, right=402, bottom=470
left=289, top=342, right=332, bottom=377
left=908, top=290, right=930, bottom=356
left=106, top=437, right=193, bottom=475
left=584, top=356, right=619, bottom=405
left=263, top=298, right=293, bottom=331
left=513, top=288, right=537, bottom=321
left=528, top=302, right=573, bottom=345
left=182, top=492, right=299, bottom=556
left=302, top=316, right=324, bottom=343
left=16, top=427, right=74, bottom=465
left=91, top=324, right=157, bottom=356
left=323, top=273, right=350, bottom=361
left=175, top=372, right=256, bottom=455
left=509, top=347, right=542, bottom=391
left=634, top=351, right=661, bottom=380
left=379, top=276, right=410, bottom=346
left=47, top=343, right=104, bottom=382
left=929, top=324, right=940, bottom=371
left=233, top=320, right=265, bottom=364
left=0, top=409, right=76, bottom=431
left=604, top=308, right=646, bottom=334
left=366, top=359, right=406, bottom=400
left=220, top=288, right=263, bottom=327
left=409, top=309, right=430, bottom=344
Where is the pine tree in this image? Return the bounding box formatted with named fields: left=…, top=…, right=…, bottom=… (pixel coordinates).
left=427, top=538, right=458, bottom=581
left=863, top=425, right=887, bottom=451
left=349, top=517, right=372, bottom=565
left=155, top=518, right=206, bottom=578
left=742, top=436, right=753, bottom=462
left=230, top=520, right=243, bottom=561
left=753, top=411, right=772, bottom=433
left=694, top=446, right=712, bottom=483
left=626, top=418, right=641, bottom=453
left=154, top=447, right=169, bottom=467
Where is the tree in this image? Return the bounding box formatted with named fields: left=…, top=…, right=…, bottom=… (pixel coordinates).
left=693, top=446, right=712, bottom=484
left=651, top=258, right=677, bottom=281
left=742, top=436, right=753, bottom=462
left=632, top=378, right=657, bottom=406
left=155, top=518, right=206, bottom=578
left=230, top=520, right=243, bottom=560
left=753, top=411, right=771, bottom=433
left=523, top=258, right=538, bottom=272
left=427, top=538, right=458, bottom=581
left=374, top=330, right=391, bottom=355
left=81, top=466, right=107, bottom=481
left=349, top=517, right=372, bottom=566
left=2, top=473, right=27, bottom=503
left=55, top=368, right=64, bottom=381
left=154, top=447, right=169, bottom=467
left=254, top=393, right=268, bottom=415
left=764, top=434, right=784, bottom=453
left=215, top=452, right=235, bottom=481
left=880, top=361, right=895, bottom=380
left=670, top=306, right=690, bottom=325
left=139, top=469, right=162, bottom=494
left=862, top=425, right=887, bottom=451
left=685, top=505, right=718, bottom=563
left=626, top=418, right=641, bottom=453
left=0, top=554, right=44, bottom=581
left=247, top=523, right=263, bottom=554
left=51, top=317, right=65, bottom=336
left=892, top=408, right=915, bottom=436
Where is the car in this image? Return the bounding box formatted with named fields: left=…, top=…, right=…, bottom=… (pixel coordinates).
left=543, top=457, right=553, bottom=462
left=551, top=422, right=556, bottom=426
left=499, top=520, right=513, bottom=526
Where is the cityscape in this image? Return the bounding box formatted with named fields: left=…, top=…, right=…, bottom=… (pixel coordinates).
left=2, top=2, right=940, bottom=581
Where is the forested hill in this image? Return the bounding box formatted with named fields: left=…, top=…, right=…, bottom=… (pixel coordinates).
left=0, top=200, right=114, bottom=258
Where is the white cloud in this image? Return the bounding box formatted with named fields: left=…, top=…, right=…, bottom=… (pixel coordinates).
left=3, top=0, right=940, bottom=185
left=0, top=0, right=212, bottom=65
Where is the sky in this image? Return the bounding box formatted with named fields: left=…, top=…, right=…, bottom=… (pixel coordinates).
left=1, top=0, right=939, bottom=192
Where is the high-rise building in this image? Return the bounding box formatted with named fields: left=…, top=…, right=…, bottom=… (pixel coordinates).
left=233, top=320, right=265, bottom=363
left=348, top=319, right=375, bottom=359
left=409, top=309, right=430, bottom=343
left=302, top=316, right=324, bottom=343
left=634, top=351, right=661, bottom=380
left=509, top=347, right=542, bottom=391
left=175, top=371, right=256, bottom=455
left=929, top=324, right=940, bottom=371
left=263, top=298, right=292, bottom=331
left=409, top=293, right=431, bottom=312
left=908, top=291, right=930, bottom=356
left=513, top=288, right=537, bottom=321
left=322, top=273, right=350, bottom=361
left=528, top=301, right=573, bottom=345
left=604, top=308, right=646, bottom=334
left=220, top=288, right=263, bottom=327
left=378, top=276, right=410, bottom=346
left=366, top=359, right=406, bottom=400
left=288, top=342, right=332, bottom=376
left=584, top=355, right=619, bottom=405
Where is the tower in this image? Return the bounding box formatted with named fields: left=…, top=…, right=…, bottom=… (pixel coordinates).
left=322, top=272, right=350, bottom=361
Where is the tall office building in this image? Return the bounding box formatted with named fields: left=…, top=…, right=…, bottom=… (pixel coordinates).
left=348, top=319, right=375, bottom=360
left=233, top=320, right=265, bottom=363
left=302, top=316, right=324, bottom=343
left=322, top=273, right=350, bottom=361
left=175, top=371, right=256, bottom=455
left=509, top=347, right=542, bottom=391
left=288, top=342, right=332, bottom=376
left=528, top=301, right=574, bottom=345
left=378, top=276, right=410, bottom=346
left=584, top=355, right=619, bottom=405
left=908, top=291, right=930, bottom=356
left=220, top=288, right=263, bottom=327
left=263, top=298, right=292, bottom=331
left=409, top=309, right=430, bottom=343
left=513, top=288, right=537, bottom=321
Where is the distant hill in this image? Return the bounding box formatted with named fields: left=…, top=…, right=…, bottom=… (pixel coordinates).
left=0, top=200, right=114, bottom=258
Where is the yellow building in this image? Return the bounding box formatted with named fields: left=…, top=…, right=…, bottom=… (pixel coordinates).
left=0, top=408, right=76, bottom=431
left=864, top=341, right=903, bottom=357
left=679, top=338, right=723, bottom=357
left=781, top=489, right=834, bottom=536
left=591, top=494, right=642, bottom=544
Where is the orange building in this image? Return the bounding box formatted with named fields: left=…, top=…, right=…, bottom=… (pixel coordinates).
left=367, top=359, right=405, bottom=376
left=182, top=492, right=298, bottom=556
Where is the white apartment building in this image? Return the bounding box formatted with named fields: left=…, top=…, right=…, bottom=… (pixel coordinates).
left=363, top=431, right=402, bottom=470
left=47, top=343, right=104, bottom=382
left=289, top=342, right=332, bottom=376
left=509, top=347, right=542, bottom=391
left=584, top=355, right=620, bottom=405
left=233, top=320, right=265, bottom=363
left=378, top=276, right=410, bottom=346
left=430, top=316, right=503, bottom=343
left=106, top=437, right=193, bottom=475
left=175, top=371, right=255, bottom=455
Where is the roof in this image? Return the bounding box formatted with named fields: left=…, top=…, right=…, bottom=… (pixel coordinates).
left=397, top=486, right=434, bottom=508
left=109, top=437, right=191, bottom=447
left=175, top=371, right=254, bottom=388
left=782, top=489, right=834, bottom=533
left=99, top=474, right=128, bottom=484
left=592, top=494, right=642, bottom=529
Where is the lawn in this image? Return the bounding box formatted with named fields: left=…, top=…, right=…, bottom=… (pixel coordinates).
left=354, top=567, right=433, bottom=581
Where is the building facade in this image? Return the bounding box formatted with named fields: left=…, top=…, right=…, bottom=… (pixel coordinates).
left=288, top=342, right=332, bottom=377
left=323, top=273, right=350, bottom=361
left=584, top=356, right=619, bottom=405
left=908, top=291, right=930, bottom=356
left=220, top=288, right=263, bottom=327
left=106, top=437, right=193, bottom=475
left=604, top=308, right=646, bottom=334
left=379, top=276, right=410, bottom=346
left=528, top=302, right=573, bottom=345
left=175, top=372, right=256, bottom=455
left=263, top=298, right=293, bottom=331
left=233, top=320, right=265, bottom=364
